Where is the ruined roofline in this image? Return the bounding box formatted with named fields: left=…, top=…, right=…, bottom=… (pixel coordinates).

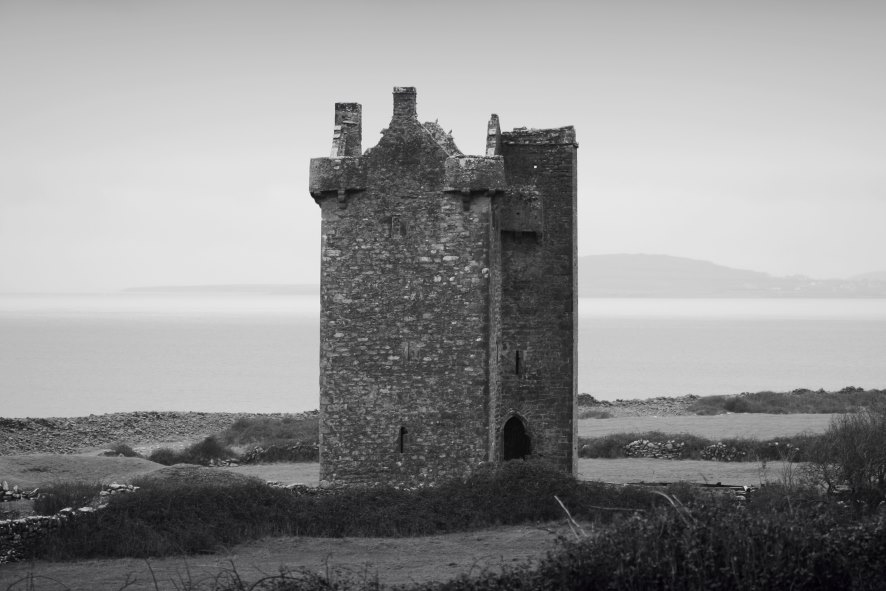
left=421, top=120, right=462, bottom=157
left=502, top=126, right=578, bottom=147
left=310, top=89, right=576, bottom=199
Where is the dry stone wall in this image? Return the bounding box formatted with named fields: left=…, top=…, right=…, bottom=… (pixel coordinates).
left=0, top=483, right=138, bottom=564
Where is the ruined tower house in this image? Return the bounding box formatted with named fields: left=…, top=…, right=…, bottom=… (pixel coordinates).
left=309, top=87, right=577, bottom=487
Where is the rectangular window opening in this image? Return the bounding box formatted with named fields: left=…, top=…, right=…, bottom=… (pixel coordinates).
left=399, top=426, right=408, bottom=453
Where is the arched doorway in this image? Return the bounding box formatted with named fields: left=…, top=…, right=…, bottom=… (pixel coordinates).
left=503, top=416, right=532, bottom=460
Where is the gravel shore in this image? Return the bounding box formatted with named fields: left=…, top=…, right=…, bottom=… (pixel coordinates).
left=0, top=411, right=315, bottom=456
left=585, top=395, right=700, bottom=418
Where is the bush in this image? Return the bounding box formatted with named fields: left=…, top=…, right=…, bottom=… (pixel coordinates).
left=805, top=404, right=886, bottom=506
left=33, top=481, right=102, bottom=515
left=147, top=436, right=236, bottom=466
left=147, top=447, right=180, bottom=465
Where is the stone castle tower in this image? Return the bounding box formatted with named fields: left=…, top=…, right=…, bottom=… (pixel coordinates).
left=309, top=87, right=577, bottom=487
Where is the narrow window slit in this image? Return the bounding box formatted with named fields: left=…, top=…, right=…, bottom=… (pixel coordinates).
left=399, top=426, right=408, bottom=453
left=515, top=350, right=522, bottom=375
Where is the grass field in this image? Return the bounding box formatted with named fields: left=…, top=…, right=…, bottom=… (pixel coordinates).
left=0, top=524, right=565, bottom=590
left=0, top=454, right=166, bottom=490
left=578, top=458, right=789, bottom=485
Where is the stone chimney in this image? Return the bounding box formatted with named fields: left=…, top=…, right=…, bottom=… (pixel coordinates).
left=392, top=87, right=417, bottom=121
left=486, top=114, right=501, bottom=156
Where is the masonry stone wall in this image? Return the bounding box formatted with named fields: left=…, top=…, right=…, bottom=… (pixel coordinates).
left=498, top=129, right=578, bottom=473
left=309, top=88, right=576, bottom=487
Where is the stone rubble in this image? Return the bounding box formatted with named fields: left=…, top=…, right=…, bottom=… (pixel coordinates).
left=1, top=481, right=40, bottom=503
left=623, top=439, right=686, bottom=460
left=700, top=442, right=748, bottom=462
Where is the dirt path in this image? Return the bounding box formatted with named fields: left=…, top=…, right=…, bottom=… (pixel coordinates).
left=0, top=524, right=570, bottom=590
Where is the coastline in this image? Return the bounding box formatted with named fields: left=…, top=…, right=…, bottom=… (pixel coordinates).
left=3, top=388, right=874, bottom=456
left=0, top=398, right=701, bottom=456
left=0, top=411, right=317, bottom=456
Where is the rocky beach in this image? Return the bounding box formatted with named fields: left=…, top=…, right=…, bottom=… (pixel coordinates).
left=581, top=394, right=699, bottom=417
left=0, top=411, right=316, bottom=456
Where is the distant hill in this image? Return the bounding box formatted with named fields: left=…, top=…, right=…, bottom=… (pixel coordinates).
left=579, top=254, right=886, bottom=298
left=850, top=270, right=886, bottom=282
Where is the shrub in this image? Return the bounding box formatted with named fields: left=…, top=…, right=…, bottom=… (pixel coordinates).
left=805, top=404, right=886, bottom=506
left=147, top=436, right=236, bottom=466
left=147, top=447, right=180, bottom=465
left=33, top=481, right=102, bottom=515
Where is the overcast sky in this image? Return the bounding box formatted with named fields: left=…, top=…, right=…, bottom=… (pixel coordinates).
left=1, top=0, right=884, bottom=292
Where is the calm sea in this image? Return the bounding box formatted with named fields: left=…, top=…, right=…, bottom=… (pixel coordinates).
left=2, top=294, right=885, bottom=418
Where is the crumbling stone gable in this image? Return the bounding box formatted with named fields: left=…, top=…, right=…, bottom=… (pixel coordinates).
left=309, top=88, right=577, bottom=487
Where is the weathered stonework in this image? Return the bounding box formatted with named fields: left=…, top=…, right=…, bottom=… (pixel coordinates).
left=309, top=88, right=577, bottom=487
